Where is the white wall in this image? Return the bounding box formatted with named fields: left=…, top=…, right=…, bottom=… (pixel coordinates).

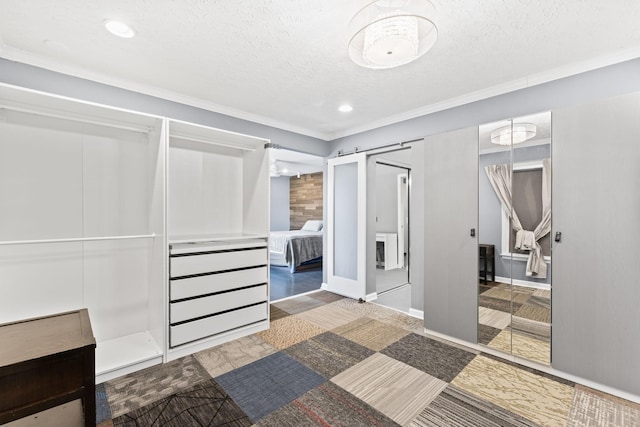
left=270, top=176, right=290, bottom=231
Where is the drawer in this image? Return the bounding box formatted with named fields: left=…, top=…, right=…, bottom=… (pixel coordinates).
left=170, top=284, right=267, bottom=323
left=170, top=302, right=267, bottom=347
left=170, top=248, right=267, bottom=277
left=171, top=266, right=267, bottom=301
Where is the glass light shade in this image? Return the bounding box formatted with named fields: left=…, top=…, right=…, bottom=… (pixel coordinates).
left=348, top=0, right=438, bottom=69
left=490, top=123, right=537, bottom=146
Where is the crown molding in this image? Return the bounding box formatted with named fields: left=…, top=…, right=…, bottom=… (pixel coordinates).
left=2, top=43, right=640, bottom=143
left=0, top=44, right=332, bottom=141
left=328, top=47, right=640, bottom=140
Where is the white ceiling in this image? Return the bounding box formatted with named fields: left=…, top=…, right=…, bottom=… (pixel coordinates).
left=1, top=1, right=639, bottom=141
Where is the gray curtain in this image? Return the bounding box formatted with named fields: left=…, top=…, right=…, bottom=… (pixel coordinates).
left=484, top=158, right=551, bottom=278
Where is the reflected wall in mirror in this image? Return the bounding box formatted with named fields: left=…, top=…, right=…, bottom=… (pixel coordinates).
left=373, top=157, right=410, bottom=295
left=478, top=111, right=552, bottom=365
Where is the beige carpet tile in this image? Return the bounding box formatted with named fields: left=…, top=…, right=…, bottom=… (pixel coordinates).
left=514, top=304, right=551, bottom=324
left=332, top=317, right=410, bottom=351
left=194, top=334, right=278, bottom=378
left=487, top=330, right=551, bottom=366
left=307, top=290, right=346, bottom=303
left=451, top=355, right=574, bottom=427
left=329, top=298, right=398, bottom=320
left=105, top=355, right=210, bottom=418
left=332, top=353, right=447, bottom=426
left=295, top=303, right=362, bottom=330
left=272, top=295, right=325, bottom=315
left=478, top=306, right=512, bottom=330
left=256, top=315, right=326, bottom=349
left=532, top=289, right=551, bottom=298
left=382, top=311, right=428, bottom=335
left=567, top=384, right=640, bottom=426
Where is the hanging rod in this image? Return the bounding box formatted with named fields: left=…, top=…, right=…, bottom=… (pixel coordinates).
left=0, top=233, right=157, bottom=246
left=336, top=137, right=423, bottom=157
left=171, top=133, right=255, bottom=152
left=0, top=104, right=153, bottom=134
left=264, top=143, right=323, bottom=157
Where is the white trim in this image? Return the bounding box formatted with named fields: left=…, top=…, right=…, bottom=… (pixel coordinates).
left=366, top=292, right=377, bottom=302
left=5, top=43, right=640, bottom=142
left=425, top=329, right=640, bottom=405
left=408, top=308, right=424, bottom=319
left=0, top=233, right=156, bottom=246
left=500, top=252, right=551, bottom=263
left=494, top=275, right=551, bottom=291
left=270, top=288, right=324, bottom=303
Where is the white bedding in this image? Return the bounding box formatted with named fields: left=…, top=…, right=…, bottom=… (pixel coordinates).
left=269, top=230, right=323, bottom=272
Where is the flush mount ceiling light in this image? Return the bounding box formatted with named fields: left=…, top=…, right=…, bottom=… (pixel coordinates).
left=104, top=20, right=136, bottom=38
left=490, top=123, right=537, bottom=146
left=348, top=0, right=438, bottom=69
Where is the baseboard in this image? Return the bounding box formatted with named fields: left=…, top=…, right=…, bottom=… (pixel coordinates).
left=366, top=292, right=377, bottom=302
left=321, top=282, right=329, bottom=291
left=494, top=276, right=551, bottom=291
left=271, top=288, right=323, bottom=303
left=424, top=328, right=640, bottom=405
left=408, top=308, right=424, bottom=319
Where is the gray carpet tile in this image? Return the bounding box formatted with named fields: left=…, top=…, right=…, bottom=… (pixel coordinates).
left=95, top=383, right=112, bottom=424
left=273, top=295, right=325, bottom=315
left=478, top=324, right=503, bottom=345
left=105, top=355, right=210, bottom=417
left=410, top=385, right=540, bottom=427
left=269, top=305, right=290, bottom=321
left=215, top=351, right=326, bottom=422
left=112, top=379, right=251, bottom=427
left=381, top=333, right=476, bottom=383
left=284, top=331, right=375, bottom=378
left=481, top=352, right=575, bottom=387
left=479, top=295, right=522, bottom=314
left=257, top=381, right=400, bottom=427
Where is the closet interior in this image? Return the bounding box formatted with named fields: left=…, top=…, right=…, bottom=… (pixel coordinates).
left=0, top=85, right=270, bottom=382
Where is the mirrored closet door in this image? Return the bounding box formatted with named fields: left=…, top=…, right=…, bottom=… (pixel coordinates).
left=478, top=111, right=552, bottom=365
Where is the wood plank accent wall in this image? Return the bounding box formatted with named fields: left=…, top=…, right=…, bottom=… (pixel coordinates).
left=290, top=172, right=323, bottom=230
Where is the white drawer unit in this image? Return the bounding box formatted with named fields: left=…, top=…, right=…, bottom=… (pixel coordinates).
left=170, top=302, right=268, bottom=347
left=170, top=284, right=267, bottom=323
left=168, top=238, right=269, bottom=348
left=170, top=266, right=267, bottom=300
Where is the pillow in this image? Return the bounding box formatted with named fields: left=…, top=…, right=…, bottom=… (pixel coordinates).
left=301, top=220, right=323, bottom=232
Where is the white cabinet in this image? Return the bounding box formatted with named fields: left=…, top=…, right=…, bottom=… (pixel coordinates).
left=0, top=85, right=166, bottom=383
left=0, top=84, right=271, bottom=380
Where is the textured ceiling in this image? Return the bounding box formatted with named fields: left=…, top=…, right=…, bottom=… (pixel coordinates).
left=1, top=1, right=639, bottom=141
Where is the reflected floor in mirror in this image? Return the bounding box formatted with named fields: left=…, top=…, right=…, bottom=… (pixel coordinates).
left=478, top=281, right=551, bottom=365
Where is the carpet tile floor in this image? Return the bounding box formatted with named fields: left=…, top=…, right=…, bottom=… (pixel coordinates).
left=96, top=290, right=639, bottom=426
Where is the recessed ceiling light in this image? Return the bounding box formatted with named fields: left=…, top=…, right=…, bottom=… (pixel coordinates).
left=338, top=105, right=353, bottom=113
left=104, top=20, right=135, bottom=38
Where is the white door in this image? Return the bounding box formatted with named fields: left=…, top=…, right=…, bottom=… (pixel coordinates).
left=326, top=153, right=367, bottom=299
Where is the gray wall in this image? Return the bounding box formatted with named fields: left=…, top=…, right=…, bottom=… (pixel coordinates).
left=375, top=163, right=401, bottom=233
left=329, top=58, right=640, bottom=313
left=479, top=144, right=551, bottom=285
left=269, top=177, right=290, bottom=231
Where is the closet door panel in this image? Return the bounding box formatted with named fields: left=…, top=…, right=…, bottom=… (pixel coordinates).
left=424, top=127, right=478, bottom=343
left=553, top=92, right=640, bottom=395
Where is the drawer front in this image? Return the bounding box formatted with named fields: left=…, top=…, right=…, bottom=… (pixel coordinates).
left=170, top=267, right=267, bottom=301
left=170, top=302, right=267, bottom=347
left=170, top=285, right=267, bottom=323
left=170, top=248, right=267, bottom=277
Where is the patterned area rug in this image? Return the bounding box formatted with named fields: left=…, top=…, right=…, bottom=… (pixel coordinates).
left=95, top=290, right=637, bottom=426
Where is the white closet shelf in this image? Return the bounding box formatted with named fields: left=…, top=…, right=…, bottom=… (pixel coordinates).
left=0, top=233, right=156, bottom=246
left=95, top=331, right=163, bottom=384
left=169, top=233, right=268, bottom=244
left=170, top=133, right=256, bottom=152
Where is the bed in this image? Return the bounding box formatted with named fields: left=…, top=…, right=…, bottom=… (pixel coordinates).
left=270, top=220, right=323, bottom=273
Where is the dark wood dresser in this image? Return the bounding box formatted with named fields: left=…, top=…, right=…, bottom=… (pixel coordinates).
left=0, top=309, right=96, bottom=426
